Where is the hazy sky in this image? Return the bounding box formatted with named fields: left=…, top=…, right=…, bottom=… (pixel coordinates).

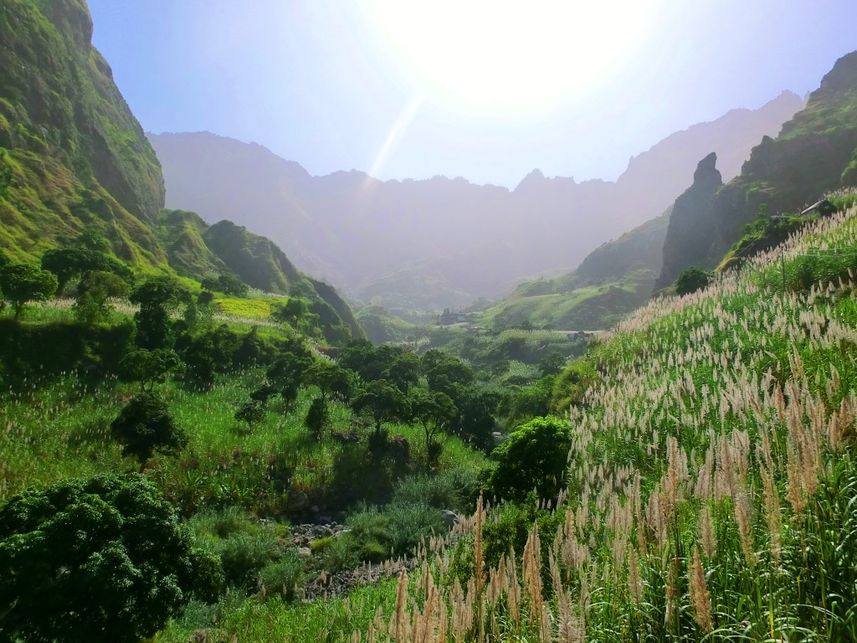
left=89, top=0, right=857, bottom=187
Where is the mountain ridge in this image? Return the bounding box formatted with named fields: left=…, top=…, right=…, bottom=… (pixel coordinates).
left=150, top=91, right=804, bottom=311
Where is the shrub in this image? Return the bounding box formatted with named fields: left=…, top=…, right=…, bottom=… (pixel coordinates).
left=489, top=416, right=572, bottom=501
left=386, top=502, right=445, bottom=556
left=675, top=266, right=711, bottom=295
left=0, top=262, right=57, bottom=318
left=392, top=468, right=480, bottom=511
left=258, top=550, right=304, bottom=600
left=218, top=532, right=282, bottom=589
left=110, top=392, right=186, bottom=465
left=0, top=474, right=222, bottom=643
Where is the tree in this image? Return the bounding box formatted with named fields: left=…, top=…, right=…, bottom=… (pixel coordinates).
left=0, top=263, right=58, bottom=319
left=235, top=399, right=266, bottom=429
left=272, top=297, right=318, bottom=334
left=675, top=267, right=711, bottom=296
left=385, top=352, right=422, bottom=393
left=489, top=416, right=572, bottom=500
left=201, top=273, right=248, bottom=297
left=121, top=348, right=181, bottom=390
left=0, top=474, right=222, bottom=643
left=305, top=361, right=355, bottom=403
left=351, top=379, right=410, bottom=435
left=266, top=350, right=313, bottom=408
left=304, top=396, right=329, bottom=441
left=409, top=389, right=457, bottom=469
left=130, top=277, right=188, bottom=349
left=110, top=393, right=186, bottom=466
left=74, top=270, right=129, bottom=325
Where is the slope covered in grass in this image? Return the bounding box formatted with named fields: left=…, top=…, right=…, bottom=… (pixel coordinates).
left=480, top=211, right=669, bottom=330
left=337, top=203, right=857, bottom=641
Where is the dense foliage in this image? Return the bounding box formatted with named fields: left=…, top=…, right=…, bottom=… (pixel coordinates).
left=0, top=474, right=222, bottom=642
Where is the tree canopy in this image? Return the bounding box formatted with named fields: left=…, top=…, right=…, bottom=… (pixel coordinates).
left=0, top=474, right=222, bottom=643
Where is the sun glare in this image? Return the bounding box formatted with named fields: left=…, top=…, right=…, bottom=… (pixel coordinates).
left=363, top=0, right=656, bottom=113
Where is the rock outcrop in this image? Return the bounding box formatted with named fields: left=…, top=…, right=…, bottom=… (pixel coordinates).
left=656, top=153, right=723, bottom=288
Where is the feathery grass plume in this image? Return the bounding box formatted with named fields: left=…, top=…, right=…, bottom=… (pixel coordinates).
left=734, top=488, right=757, bottom=567
left=473, top=494, right=485, bottom=642
left=628, top=547, right=642, bottom=604
left=760, top=465, right=782, bottom=564
left=522, top=524, right=544, bottom=634
left=698, top=504, right=716, bottom=560
left=688, top=547, right=713, bottom=633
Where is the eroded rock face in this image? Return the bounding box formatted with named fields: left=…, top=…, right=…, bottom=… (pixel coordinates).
left=657, top=153, right=723, bottom=288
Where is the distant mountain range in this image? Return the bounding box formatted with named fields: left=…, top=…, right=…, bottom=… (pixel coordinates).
left=150, top=91, right=804, bottom=312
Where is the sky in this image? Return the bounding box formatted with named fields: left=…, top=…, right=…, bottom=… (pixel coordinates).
left=88, top=0, right=857, bottom=188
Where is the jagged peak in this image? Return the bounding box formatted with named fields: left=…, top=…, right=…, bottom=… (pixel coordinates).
left=693, top=152, right=721, bottom=185
left=817, top=50, right=857, bottom=94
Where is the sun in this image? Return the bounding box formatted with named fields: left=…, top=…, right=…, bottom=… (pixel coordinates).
left=362, top=0, right=657, bottom=113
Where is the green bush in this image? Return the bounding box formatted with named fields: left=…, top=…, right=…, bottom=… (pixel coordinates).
left=675, top=266, right=712, bottom=295
left=489, top=416, right=572, bottom=501
left=386, top=502, right=445, bottom=556
left=217, top=532, right=283, bottom=590
left=0, top=474, right=222, bottom=643
left=258, top=550, right=304, bottom=600
left=392, top=468, right=480, bottom=511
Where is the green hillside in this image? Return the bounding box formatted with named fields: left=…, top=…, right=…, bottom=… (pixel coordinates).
left=0, top=0, right=361, bottom=341
left=659, top=50, right=857, bottom=286
left=480, top=210, right=669, bottom=330
left=0, top=0, right=165, bottom=266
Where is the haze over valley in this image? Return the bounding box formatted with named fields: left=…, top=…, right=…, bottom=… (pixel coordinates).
left=150, top=91, right=803, bottom=311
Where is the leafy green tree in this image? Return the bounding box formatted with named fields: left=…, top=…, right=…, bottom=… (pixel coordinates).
left=74, top=270, right=129, bottom=325
left=201, top=273, right=248, bottom=297
left=41, top=245, right=130, bottom=294
left=351, top=379, right=410, bottom=435
left=235, top=399, right=266, bottom=429
left=489, top=416, right=572, bottom=500
left=409, top=389, right=457, bottom=469
left=0, top=263, right=58, bottom=319
left=0, top=474, right=222, bottom=643
left=423, top=351, right=474, bottom=398
left=305, top=361, right=355, bottom=403
left=130, top=277, right=188, bottom=349
left=121, top=348, right=181, bottom=390
left=385, top=351, right=422, bottom=393
left=266, top=350, right=313, bottom=408
left=453, top=386, right=499, bottom=450
left=41, top=247, right=89, bottom=293
left=272, top=297, right=318, bottom=334
left=305, top=396, right=329, bottom=441
left=675, top=267, right=712, bottom=296
left=110, top=393, right=186, bottom=466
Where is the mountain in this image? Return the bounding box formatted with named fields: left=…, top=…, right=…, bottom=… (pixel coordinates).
left=0, top=0, right=360, bottom=340
left=150, top=91, right=803, bottom=311
left=659, top=51, right=857, bottom=283
left=0, top=0, right=165, bottom=265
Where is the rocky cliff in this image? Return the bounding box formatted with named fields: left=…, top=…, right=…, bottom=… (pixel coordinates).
left=656, top=153, right=724, bottom=287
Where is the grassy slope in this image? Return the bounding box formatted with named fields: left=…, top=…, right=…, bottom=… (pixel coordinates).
left=216, top=204, right=857, bottom=642
left=479, top=211, right=669, bottom=330
left=0, top=0, right=166, bottom=268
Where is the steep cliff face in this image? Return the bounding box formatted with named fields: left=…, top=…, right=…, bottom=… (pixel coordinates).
left=0, top=0, right=362, bottom=342
left=708, top=51, right=857, bottom=273
left=656, top=153, right=723, bottom=287
left=0, top=0, right=165, bottom=264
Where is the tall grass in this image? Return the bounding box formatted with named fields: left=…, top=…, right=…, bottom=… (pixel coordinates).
left=343, top=204, right=857, bottom=641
